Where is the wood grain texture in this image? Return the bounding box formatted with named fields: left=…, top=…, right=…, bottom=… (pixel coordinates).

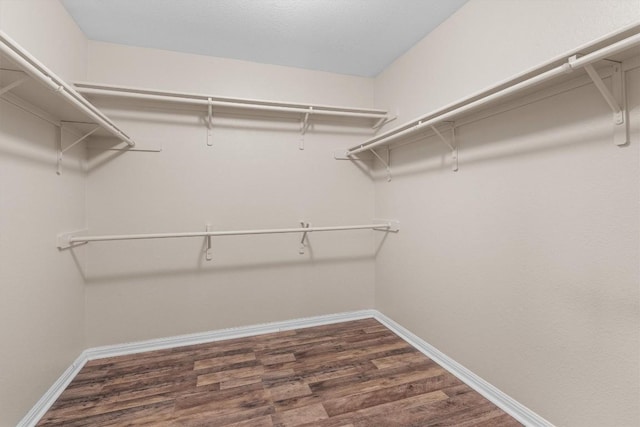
left=37, top=319, right=521, bottom=426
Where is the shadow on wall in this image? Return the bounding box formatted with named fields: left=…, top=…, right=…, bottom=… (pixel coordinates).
left=81, top=253, right=376, bottom=285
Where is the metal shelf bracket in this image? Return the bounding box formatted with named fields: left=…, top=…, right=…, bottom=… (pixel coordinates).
left=57, top=121, right=100, bottom=175
left=57, top=229, right=88, bottom=250
left=205, top=224, right=213, bottom=260
left=576, top=57, right=628, bottom=146
left=0, top=71, right=29, bottom=96
left=300, top=107, right=312, bottom=150
left=369, top=147, right=392, bottom=182
left=206, top=98, right=214, bottom=146
left=373, top=115, right=398, bottom=133
left=299, top=221, right=310, bottom=254
left=429, top=122, right=458, bottom=172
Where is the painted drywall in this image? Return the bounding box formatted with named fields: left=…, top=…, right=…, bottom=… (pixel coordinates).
left=83, top=42, right=377, bottom=346
left=373, top=1, right=640, bottom=426
left=0, top=1, right=88, bottom=425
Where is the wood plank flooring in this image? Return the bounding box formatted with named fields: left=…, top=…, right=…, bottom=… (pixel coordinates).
left=37, top=319, right=522, bottom=426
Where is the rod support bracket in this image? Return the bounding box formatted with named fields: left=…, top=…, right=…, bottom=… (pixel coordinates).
left=369, top=148, right=392, bottom=182
left=0, top=72, right=29, bottom=96
left=582, top=62, right=628, bottom=145
left=57, top=229, right=88, bottom=250
left=57, top=122, right=100, bottom=175
left=299, top=107, right=312, bottom=150
left=299, top=220, right=310, bottom=254
left=429, top=123, right=458, bottom=172
left=372, top=218, right=400, bottom=232
left=206, top=98, right=214, bottom=146
left=372, top=115, right=397, bottom=133
left=205, top=224, right=213, bottom=260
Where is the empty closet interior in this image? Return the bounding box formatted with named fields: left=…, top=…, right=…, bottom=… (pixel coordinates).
left=1, top=1, right=639, bottom=426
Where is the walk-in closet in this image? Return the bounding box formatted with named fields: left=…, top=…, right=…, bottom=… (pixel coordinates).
left=1, top=1, right=639, bottom=426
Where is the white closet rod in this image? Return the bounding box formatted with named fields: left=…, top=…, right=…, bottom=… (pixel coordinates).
left=0, top=31, right=135, bottom=147
left=65, top=223, right=395, bottom=245
left=74, top=84, right=388, bottom=120
left=346, top=31, right=640, bottom=156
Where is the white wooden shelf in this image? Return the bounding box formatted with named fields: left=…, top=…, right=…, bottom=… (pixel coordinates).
left=342, top=23, right=640, bottom=173
left=72, top=82, right=392, bottom=149
left=0, top=30, right=136, bottom=147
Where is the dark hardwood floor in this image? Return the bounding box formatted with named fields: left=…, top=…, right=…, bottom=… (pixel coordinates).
left=37, top=318, right=521, bottom=426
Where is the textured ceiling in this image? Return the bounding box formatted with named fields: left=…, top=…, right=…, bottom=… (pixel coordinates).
left=61, top=0, right=468, bottom=77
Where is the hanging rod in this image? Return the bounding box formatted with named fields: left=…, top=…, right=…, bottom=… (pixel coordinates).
left=73, top=82, right=389, bottom=121
left=345, top=29, right=640, bottom=156
left=57, top=220, right=400, bottom=248
left=0, top=31, right=135, bottom=147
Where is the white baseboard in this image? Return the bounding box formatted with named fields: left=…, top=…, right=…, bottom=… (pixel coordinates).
left=372, top=311, right=555, bottom=427
left=17, top=353, right=88, bottom=427
left=19, top=309, right=552, bottom=427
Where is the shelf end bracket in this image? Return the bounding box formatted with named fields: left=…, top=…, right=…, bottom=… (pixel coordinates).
left=430, top=123, right=458, bottom=172
left=369, top=147, right=392, bottom=182
left=300, top=107, right=312, bottom=150
left=582, top=61, right=628, bottom=146
left=299, top=220, right=310, bottom=254
left=57, top=229, right=88, bottom=250
left=205, top=224, right=213, bottom=261
left=0, top=73, right=29, bottom=96
left=206, top=98, right=214, bottom=147
left=57, top=122, right=100, bottom=175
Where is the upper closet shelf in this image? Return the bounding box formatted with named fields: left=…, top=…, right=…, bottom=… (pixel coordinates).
left=73, top=82, right=392, bottom=148
left=343, top=24, right=640, bottom=170
left=0, top=30, right=135, bottom=147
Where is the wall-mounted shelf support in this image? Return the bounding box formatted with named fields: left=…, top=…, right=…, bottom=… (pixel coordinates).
left=299, top=221, right=310, bottom=254
left=373, top=114, right=398, bottom=132
left=370, top=147, right=392, bottom=182
left=57, top=122, right=100, bottom=175
left=299, top=107, right=312, bottom=150
left=579, top=59, right=628, bottom=146
left=206, top=98, right=214, bottom=147
left=56, top=229, right=88, bottom=250
left=0, top=72, right=29, bottom=96
left=430, top=123, right=458, bottom=172
left=205, top=224, right=213, bottom=260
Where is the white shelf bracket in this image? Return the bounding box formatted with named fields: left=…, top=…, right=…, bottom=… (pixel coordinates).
left=206, top=98, right=214, bottom=147
left=0, top=73, right=29, bottom=96
left=372, top=218, right=400, bottom=232
left=579, top=59, right=628, bottom=146
left=205, top=224, right=213, bottom=261
left=56, top=229, right=88, bottom=250
left=369, top=147, right=392, bottom=182
left=430, top=123, right=458, bottom=172
left=300, top=107, right=312, bottom=150
left=57, top=122, right=100, bottom=175
left=373, top=115, right=398, bottom=133
left=299, top=221, right=310, bottom=254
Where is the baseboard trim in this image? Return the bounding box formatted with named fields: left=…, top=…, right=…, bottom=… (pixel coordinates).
left=17, top=353, right=88, bottom=427
left=19, top=309, right=553, bottom=427
left=83, top=309, right=377, bottom=361
left=372, top=311, right=555, bottom=427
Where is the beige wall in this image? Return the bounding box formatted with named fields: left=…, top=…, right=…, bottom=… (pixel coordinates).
left=373, top=1, right=640, bottom=426
left=0, top=1, right=88, bottom=425
left=83, top=42, right=376, bottom=346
